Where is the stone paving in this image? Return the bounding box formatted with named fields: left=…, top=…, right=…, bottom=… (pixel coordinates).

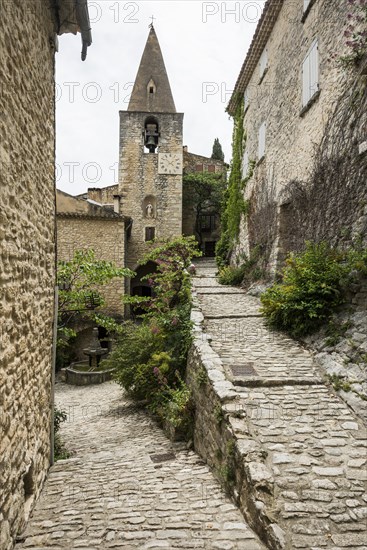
left=192, top=260, right=367, bottom=549
left=16, top=382, right=265, bottom=550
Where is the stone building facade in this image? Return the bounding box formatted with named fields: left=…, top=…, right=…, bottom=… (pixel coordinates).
left=227, top=0, right=367, bottom=272
left=58, top=26, right=227, bottom=303
left=56, top=190, right=126, bottom=317
left=75, top=145, right=227, bottom=265
left=0, top=2, right=91, bottom=549
left=118, top=26, right=184, bottom=295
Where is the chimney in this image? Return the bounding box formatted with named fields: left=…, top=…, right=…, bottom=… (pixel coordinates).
left=113, top=194, right=121, bottom=214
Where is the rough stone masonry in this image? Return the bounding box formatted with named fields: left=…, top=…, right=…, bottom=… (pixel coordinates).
left=0, top=2, right=56, bottom=548
left=187, top=260, right=367, bottom=550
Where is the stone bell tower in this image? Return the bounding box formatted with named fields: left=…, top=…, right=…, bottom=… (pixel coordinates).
left=118, top=25, right=184, bottom=273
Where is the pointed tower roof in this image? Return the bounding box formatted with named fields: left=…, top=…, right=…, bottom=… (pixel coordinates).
left=128, top=25, right=176, bottom=113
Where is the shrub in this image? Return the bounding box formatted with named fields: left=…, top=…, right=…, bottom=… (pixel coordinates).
left=218, top=246, right=266, bottom=287
left=260, top=242, right=357, bottom=337
left=218, top=264, right=247, bottom=286
left=107, top=322, right=163, bottom=401
left=54, top=406, right=70, bottom=460
left=104, top=237, right=200, bottom=439
left=157, top=382, right=194, bottom=437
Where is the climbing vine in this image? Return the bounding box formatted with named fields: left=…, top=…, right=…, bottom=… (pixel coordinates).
left=340, top=0, right=367, bottom=67
left=216, top=98, right=246, bottom=267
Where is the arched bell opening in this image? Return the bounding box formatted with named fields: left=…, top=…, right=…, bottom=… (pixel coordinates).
left=144, top=116, right=159, bottom=153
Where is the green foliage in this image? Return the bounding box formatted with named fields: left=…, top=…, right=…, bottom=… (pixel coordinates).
left=218, top=264, right=248, bottom=286
left=57, top=249, right=133, bottom=368
left=157, top=381, right=194, bottom=437
left=105, top=237, right=200, bottom=439
left=225, top=103, right=245, bottom=243
left=328, top=374, right=352, bottom=393
left=218, top=246, right=265, bottom=286
left=58, top=249, right=133, bottom=313
left=241, top=160, right=256, bottom=190
left=183, top=172, right=226, bottom=214
left=216, top=100, right=254, bottom=268
left=195, top=367, right=208, bottom=387
left=211, top=137, right=225, bottom=161
left=214, top=404, right=225, bottom=425
left=54, top=406, right=70, bottom=461
left=183, top=172, right=226, bottom=247
left=261, top=242, right=367, bottom=337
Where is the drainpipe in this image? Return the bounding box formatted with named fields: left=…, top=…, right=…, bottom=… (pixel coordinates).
left=75, top=0, right=92, bottom=61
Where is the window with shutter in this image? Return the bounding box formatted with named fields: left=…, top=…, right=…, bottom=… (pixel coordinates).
left=258, top=122, right=266, bottom=159
left=259, top=48, right=268, bottom=79
left=302, top=40, right=319, bottom=107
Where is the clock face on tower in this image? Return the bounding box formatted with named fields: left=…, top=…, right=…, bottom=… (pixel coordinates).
left=158, top=153, right=182, bottom=175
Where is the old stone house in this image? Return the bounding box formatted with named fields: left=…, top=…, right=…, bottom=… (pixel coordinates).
left=58, top=25, right=226, bottom=302
left=0, top=1, right=91, bottom=548
left=56, top=190, right=126, bottom=318
left=227, top=0, right=367, bottom=272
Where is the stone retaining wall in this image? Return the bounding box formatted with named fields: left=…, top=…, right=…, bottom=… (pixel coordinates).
left=187, top=263, right=367, bottom=549
left=186, top=307, right=283, bottom=550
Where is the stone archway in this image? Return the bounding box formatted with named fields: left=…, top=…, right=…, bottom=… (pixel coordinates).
left=130, top=261, right=157, bottom=316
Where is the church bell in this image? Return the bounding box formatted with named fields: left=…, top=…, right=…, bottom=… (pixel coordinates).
left=146, top=135, right=157, bottom=153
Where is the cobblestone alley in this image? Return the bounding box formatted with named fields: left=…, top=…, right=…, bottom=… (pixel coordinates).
left=15, top=382, right=265, bottom=550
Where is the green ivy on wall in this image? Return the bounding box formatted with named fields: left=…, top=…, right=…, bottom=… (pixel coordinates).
left=216, top=98, right=254, bottom=267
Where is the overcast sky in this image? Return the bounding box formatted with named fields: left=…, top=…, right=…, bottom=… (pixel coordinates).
left=56, top=1, right=264, bottom=195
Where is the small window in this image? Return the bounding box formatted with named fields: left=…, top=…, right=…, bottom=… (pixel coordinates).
left=200, top=215, right=216, bottom=232
left=302, top=40, right=319, bottom=107
left=258, top=122, right=266, bottom=159
left=259, top=48, right=268, bottom=80
left=149, top=86, right=154, bottom=93
left=145, top=227, right=155, bottom=241
left=195, top=164, right=203, bottom=172
left=244, top=87, right=250, bottom=111
left=208, top=165, right=216, bottom=173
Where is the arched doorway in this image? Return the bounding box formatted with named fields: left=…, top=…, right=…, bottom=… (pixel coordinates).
left=130, top=261, right=157, bottom=316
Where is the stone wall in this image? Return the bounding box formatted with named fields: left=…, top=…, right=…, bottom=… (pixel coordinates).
left=183, top=150, right=225, bottom=174
left=232, top=0, right=367, bottom=270
left=118, top=111, right=184, bottom=271
left=0, top=1, right=57, bottom=548
left=85, top=185, right=118, bottom=205
left=57, top=215, right=125, bottom=316
left=186, top=309, right=280, bottom=550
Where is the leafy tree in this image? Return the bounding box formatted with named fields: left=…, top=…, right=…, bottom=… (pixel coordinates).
left=183, top=172, right=226, bottom=247
left=57, top=249, right=133, bottom=365
left=211, top=137, right=225, bottom=161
